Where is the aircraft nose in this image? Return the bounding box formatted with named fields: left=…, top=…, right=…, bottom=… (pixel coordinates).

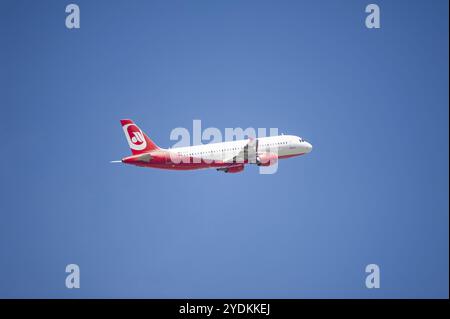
left=304, top=142, right=313, bottom=153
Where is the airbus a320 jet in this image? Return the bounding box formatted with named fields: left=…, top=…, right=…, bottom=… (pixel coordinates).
left=114, top=119, right=312, bottom=173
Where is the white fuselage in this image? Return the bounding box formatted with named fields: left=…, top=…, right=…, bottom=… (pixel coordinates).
left=167, top=135, right=313, bottom=161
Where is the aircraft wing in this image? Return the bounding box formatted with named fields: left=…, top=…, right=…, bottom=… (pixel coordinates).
left=222, top=138, right=258, bottom=164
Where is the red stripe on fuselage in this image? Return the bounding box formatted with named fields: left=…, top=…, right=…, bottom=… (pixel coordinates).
left=122, top=150, right=305, bottom=170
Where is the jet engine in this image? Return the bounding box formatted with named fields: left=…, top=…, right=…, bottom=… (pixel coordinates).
left=256, top=153, right=278, bottom=166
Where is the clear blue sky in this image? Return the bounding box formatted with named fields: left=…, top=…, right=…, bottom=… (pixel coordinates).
left=1, top=0, right=448, bottom=298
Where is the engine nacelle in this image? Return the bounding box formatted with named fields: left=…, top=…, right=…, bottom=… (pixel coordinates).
left=223, top=164, right=245, bottom=173
left=256, top=153, right=278, bottom=166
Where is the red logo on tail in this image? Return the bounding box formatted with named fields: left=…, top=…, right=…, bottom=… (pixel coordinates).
left=123, top=124, right=147, bottom=151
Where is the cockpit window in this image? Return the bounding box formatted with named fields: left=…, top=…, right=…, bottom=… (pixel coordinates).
left=299, top=138, right=305, bottom=143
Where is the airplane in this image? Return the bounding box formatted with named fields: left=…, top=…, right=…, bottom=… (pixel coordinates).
left=114, top=119, right=312, bottom=173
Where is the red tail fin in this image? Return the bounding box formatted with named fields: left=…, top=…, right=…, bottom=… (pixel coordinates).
left=120, top=119, right=160, bottom=155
